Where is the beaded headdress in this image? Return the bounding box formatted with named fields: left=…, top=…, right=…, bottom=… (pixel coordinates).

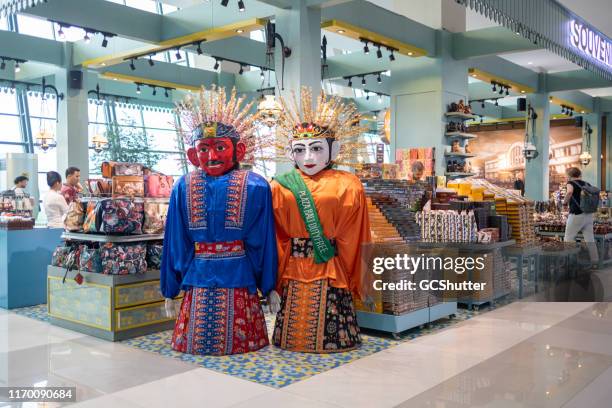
left=276, top=87, right=368, bottom=167
left=176, top=85, right=258, bottom=145
left=176, top=86, right=276, bottom=164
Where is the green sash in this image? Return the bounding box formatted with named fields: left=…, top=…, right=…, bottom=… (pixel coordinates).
left=275, top=169, right=335, bottom=264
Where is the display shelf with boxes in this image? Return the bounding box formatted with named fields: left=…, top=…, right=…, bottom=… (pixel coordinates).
left=444, top=100, right=477, bottom=180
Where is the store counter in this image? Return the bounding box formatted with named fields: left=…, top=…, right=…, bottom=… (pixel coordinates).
left=0, top=227, right=63, bottom=309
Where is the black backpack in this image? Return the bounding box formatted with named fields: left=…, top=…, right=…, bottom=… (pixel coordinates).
left=571, top=181, right=600, bottom=214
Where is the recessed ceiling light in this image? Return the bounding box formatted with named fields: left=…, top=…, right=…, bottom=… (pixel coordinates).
left=408, top=52, right=413, bottom=56
left=337, top=29, right=345, bottom=34
left=521, top=90, right=526, bottom=93
left=581, top=110, right=585, bottom=113
left=101, top=63, right=106, bottom=66
left=113, top=78, right=117, bottom=80
left=527, top=61, right=533, bottom=65
left=471, top=74, right=477, bottom=77
left=236, top=29, right=244, bottom=34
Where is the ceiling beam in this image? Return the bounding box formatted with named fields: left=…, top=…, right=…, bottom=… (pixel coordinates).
left=469, top=56, right=539, bottom=93
left=22, top=0, right=162, bottom=43
left=545, top=70, right=612, bottom=92
left=453, top=27, right=540, bottom=59
left=0, top=30, right=64, bottom=66
left=321, top=0, right=436, bottom=57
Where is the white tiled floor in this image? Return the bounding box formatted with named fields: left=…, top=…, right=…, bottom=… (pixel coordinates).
left=1, top=301, right=610, bottom=408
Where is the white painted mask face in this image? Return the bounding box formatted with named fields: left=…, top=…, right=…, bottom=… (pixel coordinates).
left=289, top=138, right=339, bottom=176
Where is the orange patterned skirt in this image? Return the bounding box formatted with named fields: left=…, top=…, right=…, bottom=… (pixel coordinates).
left=272, top=279, right=361, bottom=353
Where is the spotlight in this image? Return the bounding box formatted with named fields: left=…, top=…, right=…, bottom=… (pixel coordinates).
left=363, top=41, right=370, bottom=54
left=377, top=73, right=382, bottom=84
left=570, top=110, right=573, bottom=117
left=389, top=50, right=395, bottom=61
left=378, top=94, right=382, bottom=103
left=84, top=31, right=91, bottom=44
left=561, top=106, right=566, bottom=114
left=492, top=83, right=496, bottom=92
left=148, top=56, right=154, bottom=66
left=366, top=93, right=370, bottom=100
left=175, top=49, right=182, bottom=60
left=0, top=59, right=5, bottom=70
left=14, top=62, right=20, bottom=73
left=376, top=45, right=383, bottom=59
left=136, top=84, right=141, bottom=94
left=164, top=88, right=169, bottom=98
left=361, top=76, right=366, bottom=86
left=347, top=77, right=352, bottom=87
left=152, top=87, right=157, bottom=96
left=481, top=101, right=485, bottom=108
left=221, top=0, right=229, bottom=6
left=213, top=59, right=220, bottom=70
left=239, top=64, right=244, bottom=75
left=505, top=87, right=510, bottom=96
left=57, top=25, right=65, bottom=39
left=499, top=87, right=504, bottom=95
left=260, top=69, right=265, bottom=78
left=102, top=35, right=108, bottom=48
left=495, top=99, right=499, bottom=106
left=129, top=59, right=136, bottom=71
left=238, top=0, right=245, bottom=11
left=196, top=42, right=203, bottom=55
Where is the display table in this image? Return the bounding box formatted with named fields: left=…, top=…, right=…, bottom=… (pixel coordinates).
left=505, top=245, right=542, bottom=299
left=48, top=266, right=175, bottom=341
left=0, top=228, right=63, bottom=309
left=536, top=230, right=612, bottom=268
left=417, top=240, right=515, bottom=309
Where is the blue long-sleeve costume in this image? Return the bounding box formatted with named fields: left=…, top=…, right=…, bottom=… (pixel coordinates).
left=161, top=168, right=277, bottom=298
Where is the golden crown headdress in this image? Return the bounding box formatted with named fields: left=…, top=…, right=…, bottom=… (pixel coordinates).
left=176, top=86, right=277, bottom=164
left=275, top=87, right=369, bottom=167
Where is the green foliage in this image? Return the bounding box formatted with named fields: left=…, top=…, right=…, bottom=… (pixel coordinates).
left=91, top=120, right=166, bottom=172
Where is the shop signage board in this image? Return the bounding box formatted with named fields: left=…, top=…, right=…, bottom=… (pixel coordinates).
left=569, top=19, right=612, bottom=70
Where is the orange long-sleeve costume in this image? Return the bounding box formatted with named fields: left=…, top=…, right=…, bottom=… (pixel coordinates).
left=271, top=169, right=372, bottom=299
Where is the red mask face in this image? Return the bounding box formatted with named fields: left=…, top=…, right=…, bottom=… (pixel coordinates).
left=187, top=138, right=246, bottom=176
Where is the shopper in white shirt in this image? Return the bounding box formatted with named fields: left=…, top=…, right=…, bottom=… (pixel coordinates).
left=12, top=175, right=29, bottom=196
left=43, top=171, right=68, bottom=229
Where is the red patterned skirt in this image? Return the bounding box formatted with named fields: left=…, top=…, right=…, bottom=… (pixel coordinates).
left=272, top=279, right=361, bottom=353
left=171, top=287, right=269, bottom=356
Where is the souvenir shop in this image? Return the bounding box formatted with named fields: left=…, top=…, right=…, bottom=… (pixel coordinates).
left=1, top=0, right=612, bottom=405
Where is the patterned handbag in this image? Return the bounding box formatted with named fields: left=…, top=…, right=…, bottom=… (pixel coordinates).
left=79, top=245, right=102, bottom=273
left=143, top=200, right=169, bottom=234
left=87, top=179, right=112, bottom=197
left=83, top=200, right=100, bottom=233
left=100, top=242, right=147, bottom=275
left=96, top=198, right=144, bottom=235
left=64, top=200, right=85, bottom=232
left=144, top=173, right=174, bottom=198
left=146, top=243, right=163, bottom=269
left=101, top=162, right=144, bottom=178
left=51, top=245, right=75, bottom=268
left=112, top=176, right=145, bottom=198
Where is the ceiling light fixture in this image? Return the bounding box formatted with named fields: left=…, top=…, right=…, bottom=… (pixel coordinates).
left=481, top=101, right=485, bottom=108
left=236, top=29, right=244, bottom=34
left=148, top=56, right=154, bottom=66
left=0, top=59, right=5, bottom=70
left=347, top=77, right=352, bottom=87
left=152, top=87, right=157, bottom=96
left=366, top=93, right=370, bottom=100
left=337, top=29, right=345, bottom=34
left=499, top=87, right=504, bottom=95
left=239, top=64, right=244, bottom=75
left=363, top=41, right=370, bottom=55
left=84, top=31, right=91, bottom=44
left=260, top=69, right=265, bottom=78
left=175, top=49, right=182, bottom=60
left=213, top=59, right=220, bottom=70
left=492, top=82, right=497, bottom=92
left=505, top=87, right=510, bottom=96
left=57, top=25, right=65, bottom=39
left=495, top=99, right=499, bottom=106
left=378, top=94, right=382, bottom=103
left=238, top=0, right=245, bottom=11
left=14, top=62, right=20, bottom=73
left=221, top=0, right=229, bottom=6
left=361, top=76, right=366, bottom=85
left=377, top=73, right=382, bottom=84
left=164, top=88, right=169, bottom=98
left=389, top=49, right=395, bottom=61
left=129, top=59, right=136, bottom=71
left=102, top=35, right=108, bottom=48
left=376, top=45, right=382, bottom=59
left=196, top=42, right=203, bottom=55
left=136, top=83, right=141, bottom=94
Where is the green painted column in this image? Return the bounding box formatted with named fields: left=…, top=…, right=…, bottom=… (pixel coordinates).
left=55, top=68, right=90, bottom=180
left=524, top=89, right=550, bottom=201
left=390, top=31, right=468, bottom=176
left=580, top=105, right=602, bottom=187
left=273, top=1, right=322, bottom=175
left=274, top=0, right=321, bottom=103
